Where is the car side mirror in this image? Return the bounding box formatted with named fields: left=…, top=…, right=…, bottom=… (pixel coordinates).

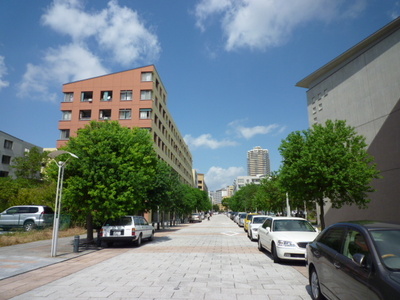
left=353, top=253, right=366, bottom=267
left=266, top=227, right=271, bottom=232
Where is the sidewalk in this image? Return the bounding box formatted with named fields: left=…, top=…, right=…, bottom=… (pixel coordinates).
left=0, top=215, right=311, bottom=299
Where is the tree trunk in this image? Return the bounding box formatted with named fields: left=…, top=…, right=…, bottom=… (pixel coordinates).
left=318, top=198, right=326, bottom=230
left=86, top=212, right=94, bottom=243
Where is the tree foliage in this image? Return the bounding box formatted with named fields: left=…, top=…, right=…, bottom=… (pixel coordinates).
left=12, top=147, right=49, bottom=180
left=228, top=184, right=259, bottom=212
left=279, top=120, right=381, bottom=229
left=255, top=173, right=287, bottom=213
left=60, top=121, right=158, bottom=240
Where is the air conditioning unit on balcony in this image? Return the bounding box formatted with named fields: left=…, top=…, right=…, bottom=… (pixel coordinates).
left=88, top=99, right=92, bottom=102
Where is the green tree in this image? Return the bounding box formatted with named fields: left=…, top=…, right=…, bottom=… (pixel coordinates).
left=60, top=121, right=158, bottom=241
left=279, top=120, right=381, bottom=229
left=255, top=173, right=286, bottom=213
left=147, top=160, right=186, bottom=226
left=228, top=184, right=259, bottom=212
left=12, top=147, right=49, bottom=180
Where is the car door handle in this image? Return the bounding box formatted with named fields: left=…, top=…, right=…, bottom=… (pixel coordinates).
left=334, top=262, right=341, bottom=269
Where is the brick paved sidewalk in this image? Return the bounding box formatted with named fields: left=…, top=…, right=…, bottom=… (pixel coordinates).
left=1, top=215, right=312, bottom=300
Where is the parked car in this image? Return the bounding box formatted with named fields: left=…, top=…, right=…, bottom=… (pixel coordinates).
left=189, top=213, right=202, bottom=223
left=307, top=221, right=400, bottom=300
left=99, top=215, right=154, bottom=247
left=248, top=215, right=269, bottom=241
left=0, top=205, right=54, bottom=231
left=258, top=216, right=318, bottom=263
left=237, top=212, right=248, bottom=227
left=243, top=213, right=258, bottom=232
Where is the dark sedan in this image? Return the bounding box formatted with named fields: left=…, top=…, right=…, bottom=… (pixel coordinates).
left=306, top=221, right=400, bottom=300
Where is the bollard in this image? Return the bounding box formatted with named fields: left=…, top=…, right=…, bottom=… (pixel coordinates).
left=73, top=235, right=80, bottom=253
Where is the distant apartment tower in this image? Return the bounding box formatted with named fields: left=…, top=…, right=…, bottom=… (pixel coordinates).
left=296, top=17, right=400, bottom=226
left=57, top=65, right=193, bottom=186
left=247, top=146, right=270, bottom=176
left=0, top=131, right=43, bottom=178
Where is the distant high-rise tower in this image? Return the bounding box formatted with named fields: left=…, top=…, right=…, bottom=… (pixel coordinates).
left=247, top=146, right=270, bottom=176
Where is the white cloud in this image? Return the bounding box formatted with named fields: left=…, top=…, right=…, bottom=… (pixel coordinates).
left=228, top=120, right=284, bottom=139
left=195, top=0, right=367, bottom=51
left=19, top=0, right=161, bottom=101
left=17, top=44, right=108, bottom=102
left=184, top=133, right=238, bottom=149
left=41, top=0, right=101, bottom=41
left=0, top=56, right=9, bottom=90
left=205, top=166, right=245, bottom=191
left=98, top=1, right=161, bottom=66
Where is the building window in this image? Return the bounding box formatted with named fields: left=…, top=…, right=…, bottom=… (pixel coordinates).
left=99, top=109, right=112, bottom=120
left=2, top=155, right=11, bottom=164
left=100, top=91, right=113, bottom=101
left=0, top=171, right=9, bottom=177
left=141, top=72, right=153, bottom=82
left=81, top=91, right=93, bottom=102
left=79, top=110, right=91, bottom=120
left=60, top=129, right=70, bottom=139
left=4, top=140, right=13, bottom=150
left=120, top=90, right=132, bottom=101
left=139, top=108, right=152, bottom=119
left=63, top=92, right=74, bottom=102
left=119, top=109, right=132, bottom=120
left=62, top=111, right=72, bottom=120
left=318, top=103, right=323, bottom=111
left=140, top=90, right=152, bottom=100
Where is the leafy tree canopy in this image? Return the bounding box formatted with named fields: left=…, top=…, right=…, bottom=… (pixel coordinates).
left=60, top=121, right=158, bottom=239
left=12, top=146, right=49, bottom=180
left=279, top=119, right=381, bottom=229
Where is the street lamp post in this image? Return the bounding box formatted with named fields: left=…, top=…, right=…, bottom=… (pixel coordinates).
left=48, top=150, right=78, bottom=257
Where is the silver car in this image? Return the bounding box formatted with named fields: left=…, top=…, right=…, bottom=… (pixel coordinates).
left=99, top=215, right=155, bottom=247
left=0, top=205, right=54, bottom=231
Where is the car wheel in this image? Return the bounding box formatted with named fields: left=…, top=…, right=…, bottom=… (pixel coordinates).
left=272, top=243, right=280, bottom=263
left=310, top=267, right=324, bottom=300
left=135, top=234, right=142, bottom=247
left=23, top=220, right=35, bottom=231
left=258, top=238, right=263, bottom=251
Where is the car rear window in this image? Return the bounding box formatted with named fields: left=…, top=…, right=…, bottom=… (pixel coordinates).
left=105, top=217, right=132, bottom=226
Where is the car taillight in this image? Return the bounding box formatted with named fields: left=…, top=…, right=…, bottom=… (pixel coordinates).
left=99, top=228, right=103, bottom=237
left=131, top=228, right=136, bottom=236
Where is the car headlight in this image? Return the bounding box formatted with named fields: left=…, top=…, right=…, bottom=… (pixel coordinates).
left=277, top=240, right=296, bottom=247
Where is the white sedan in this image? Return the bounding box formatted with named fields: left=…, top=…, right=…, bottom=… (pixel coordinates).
left=258, top=216, right=319, bottom=263
left=247, top=215, right=269, bottom=241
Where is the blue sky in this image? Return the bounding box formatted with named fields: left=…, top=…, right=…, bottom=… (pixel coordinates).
left=0, top=0, right=399, bottom=191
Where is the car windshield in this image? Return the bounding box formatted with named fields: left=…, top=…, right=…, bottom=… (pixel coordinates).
left=253, top=217, right=268, bottom=224
left=370, top=229, right=400, bottom=270
left=239, top=213, right=247, bottom=218
left=273, top=219, right=316, bottom=232
left=105, top=217, right=132, bottom=226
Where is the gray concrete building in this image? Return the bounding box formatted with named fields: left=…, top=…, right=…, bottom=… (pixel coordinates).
left=0, top=131, right=43, bottom=178
left=297, top=17, right=400, bottom=226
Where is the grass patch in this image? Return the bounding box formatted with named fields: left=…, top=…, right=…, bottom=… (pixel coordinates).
left=0, top=227, right=86, bottom=247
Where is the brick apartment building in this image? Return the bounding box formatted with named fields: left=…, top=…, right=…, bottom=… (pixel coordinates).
left=57, top=65, right=193, bottom=187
